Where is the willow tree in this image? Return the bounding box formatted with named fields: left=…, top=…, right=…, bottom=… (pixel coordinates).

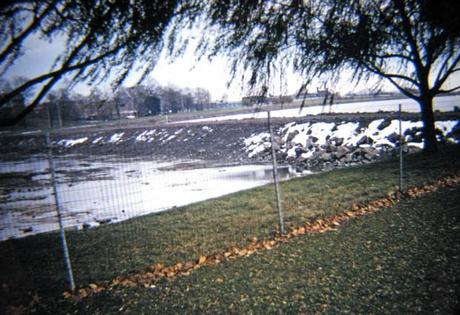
left=0, top=0, right=198, bottom=125
left=193, top=0, right=460, bottom=153
left=1, top=1, right=459, bottom=153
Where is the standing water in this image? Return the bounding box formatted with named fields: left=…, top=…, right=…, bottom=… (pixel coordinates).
left=0, top=155, right=305, bottom=240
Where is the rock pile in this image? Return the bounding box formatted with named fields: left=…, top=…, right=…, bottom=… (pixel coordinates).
left=243, top=118, right=460, bottom=172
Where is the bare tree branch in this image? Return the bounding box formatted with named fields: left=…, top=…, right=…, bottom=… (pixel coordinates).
left=432, top=52, right=460, bottom=93
left=0, top=1, right=57, bottom=65
left=437, top=85, right=460, bottom=94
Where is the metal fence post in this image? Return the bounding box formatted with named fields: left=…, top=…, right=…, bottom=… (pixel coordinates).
left=46, top=132, right=76, bottom=292
left=398, top=104, right=404, bottom=193
left=267, top=111, right=285, bottom=235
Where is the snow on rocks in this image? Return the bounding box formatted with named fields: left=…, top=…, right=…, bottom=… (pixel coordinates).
left=108, top=132, right=124, bottom=143
left=244, top=133, right=271, bottom=158
left=243, top=119, right=460, bottom=171
left=92, top=136, right=104, bottom=144
left=135, top=130, right=156, bottom=142
left=57, top=137, right=88, bottom=147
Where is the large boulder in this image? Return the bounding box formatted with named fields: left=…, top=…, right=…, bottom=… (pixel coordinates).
left=318, top=152, right=333, bottom=162
left=356, top=135, right=373, bottom=146
left=361, top=147, right=378, bottom=161
left=334, top=146, right=351, bottom=159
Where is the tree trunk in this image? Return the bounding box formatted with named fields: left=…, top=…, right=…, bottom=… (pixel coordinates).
left=418, top=95, right=438, bottom=153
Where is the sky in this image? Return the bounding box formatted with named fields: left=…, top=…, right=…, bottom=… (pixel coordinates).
left=2, top=32, right=383, bottom=102
left=2, top=34, right=248, bottom=102
left=3, top=31, right=459, bottom=102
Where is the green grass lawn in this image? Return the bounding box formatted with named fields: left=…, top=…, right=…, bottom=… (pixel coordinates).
left=1, top=145, right=459, bottom=313
left=58, top=183, right=460, bottom=314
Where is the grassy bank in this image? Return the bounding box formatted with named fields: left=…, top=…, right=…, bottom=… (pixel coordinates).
left=1, top=145, right=459, bottom=310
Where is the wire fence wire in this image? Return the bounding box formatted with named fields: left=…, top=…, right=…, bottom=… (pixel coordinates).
left=0, top=125, right=294, bottom=293
left=0, top=103, right=457, bottom=297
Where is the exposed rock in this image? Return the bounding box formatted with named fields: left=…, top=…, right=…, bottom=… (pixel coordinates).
left=295, top=146, right=308, bottom=157
left=404, top=127, right=426, bottom=143
left=324, top=144, right=337, bottom=153
left=318, top=152, right=332, bottom=162
left=343, top=153, right=354, bottom=164
left=334, top=146, right=350, bottom=159
left=285, top=130, right=299, bottom=142
left=305, top=138, right=315, bottom=149
left=356, top=135, right=373, bottom=146
left=330, top=137, right=344, bottom=146
left=361, top=147, right=378, bottom=161
left=447, top=121, right=460, bottom=138
left=387, top=132, right=400, bottom=144
left=377, top=119, right=391, bottom=130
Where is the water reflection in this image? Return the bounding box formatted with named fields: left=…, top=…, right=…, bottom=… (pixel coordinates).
left=218, top=165, right=298, bottom=181
left=0, top=157, right=308, bottom=240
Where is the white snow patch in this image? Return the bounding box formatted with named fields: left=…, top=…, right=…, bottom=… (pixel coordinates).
left=136, top=130, right=156, bottom=142
left=301, top=151, right=314, bottom=159
left=58, top=137, right=88, bottom=147
left=308, top=122, right=336, bottom=145
left=244, top=132, right=270, bottom=147
left=244, top=132, right=271, bottom=157
left=92, top=137, right=103, bottom=144
left=282, top=123, right=309, bottom=145
left=436, top=120, right=458, bottom=135
left=333, top=122, right=360, bottom=140
left=406, top=142, right=424, bottom=149
left=164, top=135, right=176, bottom=142
left=108, top=132, right=124, bottom=143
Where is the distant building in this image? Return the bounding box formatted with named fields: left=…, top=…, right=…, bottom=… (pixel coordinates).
left=242, top=95, right=268, bottom=106
left=139, top=96, right=161, bottom=116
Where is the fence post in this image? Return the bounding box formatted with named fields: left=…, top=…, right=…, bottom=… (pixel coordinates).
left=46, top=132, right=76, bottom=292
left=267, top=111, right=285, bottom=235
left=398, top=104, right=404, bottom=193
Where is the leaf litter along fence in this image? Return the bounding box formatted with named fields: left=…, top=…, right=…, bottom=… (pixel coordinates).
left=0, top=106, right=443, bottom=299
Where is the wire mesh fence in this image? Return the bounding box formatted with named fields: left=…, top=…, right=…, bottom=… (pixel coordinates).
left=1, top=102, right=459, bottom=298
left=0, top=124, right=295, bottom=293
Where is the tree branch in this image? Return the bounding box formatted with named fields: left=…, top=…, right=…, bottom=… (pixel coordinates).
left=363, top=62, right=419, bottom=100
left=0, top=34, right=94, bottom=107
left=368, top=52, right=414, bottom=63
left=394, top=0, right=427, bottom=81
left=437, top=85, right=460, bottom=94
left=5, top=76, right=60, bottom=126
left=432, top=52, right=460, bottom=93
left=0, top=1, right=56, bottom=65
left=0, top=43, right=121, bottom=111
